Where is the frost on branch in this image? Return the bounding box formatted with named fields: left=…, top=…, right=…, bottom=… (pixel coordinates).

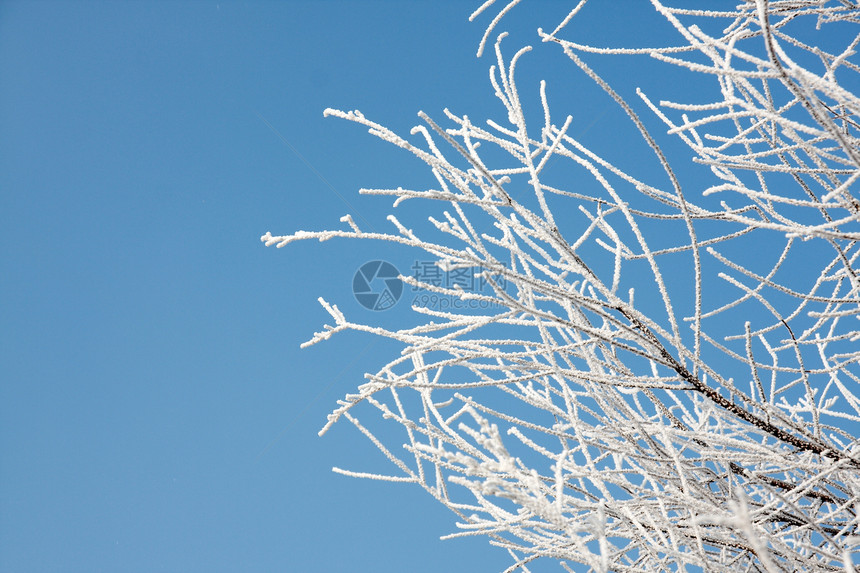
left=263, top=2, right=860, bottom=571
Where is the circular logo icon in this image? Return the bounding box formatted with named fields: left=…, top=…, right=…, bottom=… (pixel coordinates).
left=353, top=260, right=403, bottom=311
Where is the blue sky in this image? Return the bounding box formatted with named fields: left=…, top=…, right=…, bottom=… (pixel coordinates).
left=6, top=2, right=853, bottom=572
left=0, top=2, right=554, bottom=571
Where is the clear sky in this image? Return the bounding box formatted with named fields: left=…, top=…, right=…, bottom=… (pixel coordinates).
left=5, top=2, right=850, bottom=572
left=0, top=2, right=552, bottom=571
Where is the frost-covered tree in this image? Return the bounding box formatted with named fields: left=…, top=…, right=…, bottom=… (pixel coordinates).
left=263, top=1, right=860, bottom=571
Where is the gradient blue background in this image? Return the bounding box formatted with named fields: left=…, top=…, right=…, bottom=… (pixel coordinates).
left=0, top=2, right=542, bottom=571
left=0, top=2, right=784, bottom=572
